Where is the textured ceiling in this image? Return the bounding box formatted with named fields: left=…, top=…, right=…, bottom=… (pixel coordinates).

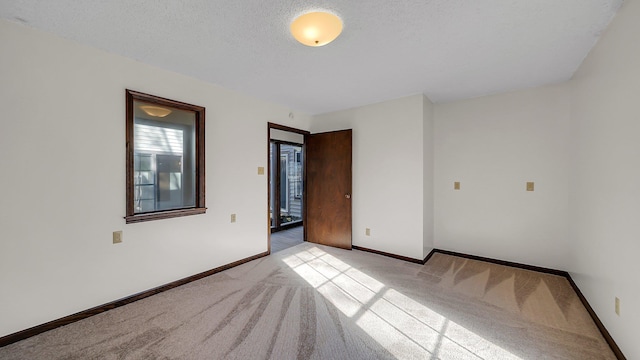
left=0, top=0, right=622, bottom=114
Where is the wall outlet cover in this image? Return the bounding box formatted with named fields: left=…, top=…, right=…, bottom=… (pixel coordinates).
left=113, top=231, right=123, bottom=244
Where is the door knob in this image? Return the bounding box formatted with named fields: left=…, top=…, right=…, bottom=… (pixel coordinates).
left=345, top=194, right=351, bottom=199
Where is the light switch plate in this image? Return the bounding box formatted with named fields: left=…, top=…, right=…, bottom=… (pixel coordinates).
left=526, top=182, right=535, bottom=191
left=113, top=231, right=123, bottom=244
left=231, top=214, right=237, bottom=223
left=365, top=228, right=371, bottom=236
left=257, top=167, right=265, bottom=175
left=454, top=181, right=460, bottom=190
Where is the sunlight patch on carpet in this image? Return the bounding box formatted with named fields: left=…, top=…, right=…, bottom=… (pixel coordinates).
left=283, top=247, right=522, bottom=360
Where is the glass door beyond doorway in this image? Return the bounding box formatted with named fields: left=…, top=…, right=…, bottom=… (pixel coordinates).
left=270, top=142, right=303, bottom=231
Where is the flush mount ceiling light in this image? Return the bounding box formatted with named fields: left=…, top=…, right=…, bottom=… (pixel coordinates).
left=291, top=11, right=343, bottom=47
left=139, top=105, right=172, bottom=118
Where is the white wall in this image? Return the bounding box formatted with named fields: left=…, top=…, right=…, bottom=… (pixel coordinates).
left=434, top=85, right=571, bottom=270
left=270, top=128, right=304, bottom=143
left=0, top=19, right=311, bottom=337
left=311, top=95, right=427, bottom=260
left=569, top=0, right=640, bottom=357
left=422, top=96, right=435, bottom=257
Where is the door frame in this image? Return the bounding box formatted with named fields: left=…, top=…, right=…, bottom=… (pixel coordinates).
left=267, top=123, right=310, bottom=253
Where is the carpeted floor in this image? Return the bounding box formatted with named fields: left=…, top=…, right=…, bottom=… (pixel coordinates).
left=0, top=243, right=616, bottom=359
left=271, top=226, right=304, bottom=253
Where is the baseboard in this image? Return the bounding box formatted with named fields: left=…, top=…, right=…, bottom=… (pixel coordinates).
left=432, top=249, right=569, bottom=277
left=352, top=245, right=429, bottom=264
left=423, top=248, right=437, bottom=264
left=0, top=251, right=269, bottom=348
left=430, top=248, right=626, bottom=360
left=566, top=276, right=626, bottom=360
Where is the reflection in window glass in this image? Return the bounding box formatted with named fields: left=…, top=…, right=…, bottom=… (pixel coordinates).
left=133, top=101, right=196, bottom=213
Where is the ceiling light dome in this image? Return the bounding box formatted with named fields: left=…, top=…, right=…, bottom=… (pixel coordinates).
left=140, top=105, right=172, bottom=118
left=291, top=11, right=343, bottom=47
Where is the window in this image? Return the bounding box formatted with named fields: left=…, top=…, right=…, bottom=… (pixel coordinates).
left=125, top=90, right=205, bottom=223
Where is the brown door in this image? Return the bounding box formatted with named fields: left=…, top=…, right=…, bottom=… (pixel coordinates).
left=305, top=129, right=352, bottom=249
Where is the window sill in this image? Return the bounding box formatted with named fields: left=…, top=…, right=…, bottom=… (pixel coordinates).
left=125, top=207, right=206, bottom=224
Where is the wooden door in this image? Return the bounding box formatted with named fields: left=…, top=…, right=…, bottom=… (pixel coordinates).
left=305, top=129, right=352, bottom=249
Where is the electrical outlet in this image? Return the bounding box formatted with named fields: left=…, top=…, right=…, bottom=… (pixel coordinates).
left=526, top=182, right=535, bottom=191
left=257, top=167, right=265, bottom=175
left=615, top=297, right=620, bottom=316
left=365, top=228, right=371, bottom=236
left=231, top=214, right=237, bottom=223
left=454, top=181, right=460, bottom=190
left=113, top=231, right=123, bottom=244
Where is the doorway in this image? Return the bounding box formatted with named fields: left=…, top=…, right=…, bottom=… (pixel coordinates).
left=268, top=123, right=308, bottom=254
left=267, top=123, right=353, bottom=253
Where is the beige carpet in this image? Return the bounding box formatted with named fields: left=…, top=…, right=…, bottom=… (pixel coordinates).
left=271, top=226, right=304, bottom=253
left=0, top=243, right=616, bottom=359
